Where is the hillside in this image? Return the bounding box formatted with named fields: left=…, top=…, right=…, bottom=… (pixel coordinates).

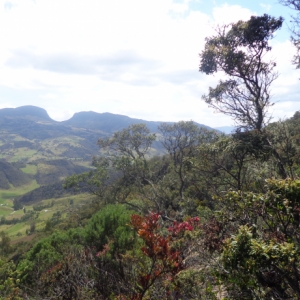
left=16, top=181, right=76, bottom=205
left=35, top=159, right=90, bottom=185
left=0, top=161, right=31, bottom=189
left=0, top=106, right=215, bottom=164
left=0, top=106, right=219, bottom=219
left=63, top=111, right=175, bottom=133
left=0, top=106, right=53, bottom=122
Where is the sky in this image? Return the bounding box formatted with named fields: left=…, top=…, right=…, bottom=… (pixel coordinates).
left=0, top=0, right=299, bottom=128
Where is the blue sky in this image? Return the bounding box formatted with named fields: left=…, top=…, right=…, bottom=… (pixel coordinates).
left=0, top=0, right=299, bottom=127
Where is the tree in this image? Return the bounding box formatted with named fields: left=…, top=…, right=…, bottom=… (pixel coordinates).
left=98, top=123, right=156, bottom=160
left=0, top=231, right=11, bottom=256
left=64, top=157, right=110, bottom=199
left=194, top=132, right=271, bottom=193
left=279, top=0, right=300, bottom=67
left=84, top=204, right=136, bottom=256
left=13, top=199, right=22, bottom=211
left=158, top=121, right=217, bottom=201
left=199, top=15, right=288, bottom=179
left=97, top=124, right=157, bottom=207
left=267, top=120, right=299, bottom=179
left=199, top=14, right=283, bottom=131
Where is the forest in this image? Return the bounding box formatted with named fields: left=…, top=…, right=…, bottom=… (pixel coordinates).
left=1, top=3, right=300, bottom=300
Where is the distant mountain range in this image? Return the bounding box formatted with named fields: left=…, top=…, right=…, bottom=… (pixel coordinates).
left=215, top=126, right=236, bottom=134
left=0, top=105, right=216, bottom=134
left=0, top=105, right=220, bottom=171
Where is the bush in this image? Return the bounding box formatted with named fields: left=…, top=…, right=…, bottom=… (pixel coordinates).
left=84, top=204, right=136, bottom=257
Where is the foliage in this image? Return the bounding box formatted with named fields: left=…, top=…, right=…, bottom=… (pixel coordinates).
left=200, top=14, right=283, bottom=131
left=213, top=179, right=300, bottom=298
left=267, top=120, right=299, bottom=178
left=17, top=228, right=84, bottom=285
left=158, top=121, right=218, bottom=203
left=128, top=212, right=200, bottom=299
left=84, top=204, right=136, bottom=256
left=199, top=14, right=289, bottom=179
left=98, top=123, right=156, bottom=160
left=34, top=245, right=97, bottom=300
left=3, top=14, right=300, bottom=296
left=64, top=157, right=110, bottom=199
left=221, top=225, right=297, bottom=299
left=0, top=231, right=11, bottom=256
left=0, top=258, right=23, bottom=300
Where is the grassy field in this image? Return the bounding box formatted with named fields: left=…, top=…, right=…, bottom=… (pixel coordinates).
left=0, top=205, right=14, bottom=216
left=0, top=192, right=93, bottom=241
left=0, top=133, right=93, bottom=164
left=0, top=180, right=40, bottom=205
left=21, top=164, right=38, bottom=174
left=10, top=148, right=38, bottom=162
left=0, top=133, right=99, bottom=242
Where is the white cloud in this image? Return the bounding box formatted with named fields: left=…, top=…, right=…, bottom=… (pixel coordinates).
left=270, top=40, right=300, bottom=107
left=260, top=3, right=271, bottom=12
left=169, top=0, right=190, bottom=13
left=0, top=0, right=298, bottom=128
left=212, top=4, right=254, bottom=25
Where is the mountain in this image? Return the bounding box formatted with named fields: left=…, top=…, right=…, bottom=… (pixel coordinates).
left=0, top=106, right=228, bottom=209
left=0, top=106, right=53, bottom=122
left=62, top=111, right=214, bottom=133
left=215, top=126, right=236, bottom=134
left=16, top=181, right=77, bottom=205
left=35, top=159, right=90, bottom=185
left=62, top=111, right=165, bottom=133
left=0, top=105, right=217, bottom=165
left=0, top=161, right=31, bottom=189
left=0, top=105, right=215, bottom=140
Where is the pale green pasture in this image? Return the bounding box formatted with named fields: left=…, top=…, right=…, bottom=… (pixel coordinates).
left=3, top=193, right=93, bottom=240
left=74, top=160, right=92, bottom=168
left=4, top=209, right=24, bottom=220
left=15, top=148, right=37, bottom=157
left=41, top=136, right=84, bottom=149
left=27, top=154, right=47, bottom=162
left=4, top=223, right=28, bottom=236
left=9, top=149, right=38, bottom=162
left=0, top=180, right=40, bottom=205
left=0, top=205, right=13, bottom=216
left=21, top=164, right=38, bottom=175
left=11, top=135, right=28, bottom=141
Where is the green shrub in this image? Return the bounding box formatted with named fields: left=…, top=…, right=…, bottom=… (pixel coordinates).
left=84, top=204, right=136, bottom=257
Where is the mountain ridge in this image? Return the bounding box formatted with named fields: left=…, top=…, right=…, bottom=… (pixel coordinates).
left=0, top=106, right=215, bottom=133
left=0, top=106, right=53, bottom=122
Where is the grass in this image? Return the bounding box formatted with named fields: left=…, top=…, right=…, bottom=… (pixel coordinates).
left=5, top=222, right=28, bottom=236
left=1, top=132, right=95, bottom=166
left=0, top=205, right=14, bottom=216
left=1, top=192, right=93, bottom=241
left=0, top=133, right=98, bottom=241
left=14, top=148, right=37, bottom=158
left=0, top=136, right=88, bottom=163
left=21, top=164, right=38, bottom=175
left=0, top=180, right=40, bottom=206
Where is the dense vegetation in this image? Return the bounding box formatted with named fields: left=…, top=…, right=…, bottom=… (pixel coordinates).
left=1, top=9, right=300, bottom=300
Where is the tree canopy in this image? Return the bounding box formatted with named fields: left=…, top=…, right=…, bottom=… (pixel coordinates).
left=199, top=14, right=283, bottom=131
